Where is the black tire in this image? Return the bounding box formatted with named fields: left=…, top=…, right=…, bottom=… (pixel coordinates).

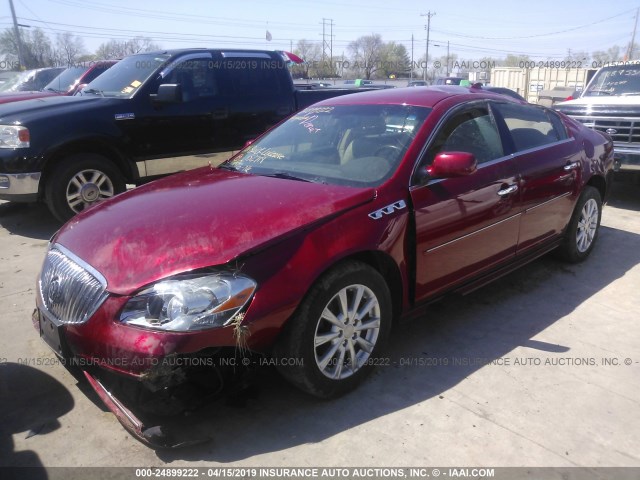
left=556, top=186, right=602, bottom=263
left=45, top=153, right=126, bottom=222
left=274, top=261, right=392, bottom=399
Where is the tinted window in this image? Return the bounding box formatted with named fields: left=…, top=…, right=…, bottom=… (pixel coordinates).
left=219, top=58, right=286, bottom=96
left=161, top=58, right=218, bottom=101
left=492, top=102, right=563, bottom=152
left=424, top=105, right=504, bottom=165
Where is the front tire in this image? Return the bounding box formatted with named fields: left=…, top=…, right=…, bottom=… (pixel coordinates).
left=556, top=186, right=602, bottom=263
left=275, top=261, right=392, bottom=399
left=45, top=154, right=126, bottom=222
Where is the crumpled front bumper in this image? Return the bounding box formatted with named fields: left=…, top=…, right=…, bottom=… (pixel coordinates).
left=83, top=369, right=212, bottom=448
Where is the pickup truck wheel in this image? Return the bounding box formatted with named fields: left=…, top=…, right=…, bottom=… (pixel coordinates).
left=275, top=261, right=392, bottom=399
left=556, top=186, right=602, bottom=263
left=45, top=154, right=125, bottom=222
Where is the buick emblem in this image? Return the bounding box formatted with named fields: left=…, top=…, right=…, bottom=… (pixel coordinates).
left=47, top=276, right=63, bottom=305
left=605, top=128, right=618, bottom=135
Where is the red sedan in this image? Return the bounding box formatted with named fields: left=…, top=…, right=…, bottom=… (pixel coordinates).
left=34, top=85, right=613, bottom=446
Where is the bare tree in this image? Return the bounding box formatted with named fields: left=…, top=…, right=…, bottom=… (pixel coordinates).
left=95, top=37, right=161, bottom=59
left=292, top=39, right=322, bottom=78
left=0, top=27, right=56, bottom=69
left=348, top=34, right=384, bottom=79
left=54, top=32, right=86, bottom=67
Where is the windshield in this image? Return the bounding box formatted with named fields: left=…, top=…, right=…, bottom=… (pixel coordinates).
left=584, top=65, right=640, bottom=96
left=223, top=104, right=431, bottom=187
left=0, top=70, right=31, bottom=92
left=44, top=66, right=87, bottom=93
left=0, top=72, right=21, bottom=92
left=81, top=54, right=169, bottom=98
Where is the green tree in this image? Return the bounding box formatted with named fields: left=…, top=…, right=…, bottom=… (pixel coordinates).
left=379, top=42, right=411, bottom=79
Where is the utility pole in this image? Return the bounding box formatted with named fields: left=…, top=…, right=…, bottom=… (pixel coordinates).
left=446, top=40, right=450, bottom=76
left=411, top=34, right=414, bottom=80
left=8, top=0, right=26, bottom=69
left=421, top=11, right=435, bottom=82
left=628, top=8, right=639, bottom=60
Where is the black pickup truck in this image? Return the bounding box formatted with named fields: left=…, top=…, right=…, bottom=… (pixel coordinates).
left=0, top=49, right=366, bottom=220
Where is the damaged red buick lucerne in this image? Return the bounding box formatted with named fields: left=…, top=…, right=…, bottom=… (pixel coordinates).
left=33, top=85, right=614, bottom=447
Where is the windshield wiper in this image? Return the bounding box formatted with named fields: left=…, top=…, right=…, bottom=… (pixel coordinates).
left=45, top=87, right=62, bottom=93
left=218, top=164, right=237, bottom=171
left=81, top=88, right=105, bottom=97
left=260, top=172, right=311, bottom=182
left=620, top=91, right=640, bottom=96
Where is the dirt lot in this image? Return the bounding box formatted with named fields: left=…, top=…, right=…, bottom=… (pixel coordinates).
left=0, top=181, right=639, bottom=470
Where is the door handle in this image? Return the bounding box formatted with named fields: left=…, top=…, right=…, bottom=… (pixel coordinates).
left=497, top=184, right=518, bottom=196
left=564, top=161, right=580, bottom=171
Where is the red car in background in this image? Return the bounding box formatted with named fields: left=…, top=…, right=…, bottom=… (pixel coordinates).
left=0, top=61, right=116, bottom=104
left=34, top=85, right=614, bottom=447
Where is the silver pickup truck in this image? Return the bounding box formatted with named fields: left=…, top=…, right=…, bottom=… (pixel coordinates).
left=555, top=63, right=640, bottom=179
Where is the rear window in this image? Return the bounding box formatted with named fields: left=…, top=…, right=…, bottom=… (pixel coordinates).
left=492, top=102, right=567, bottom=152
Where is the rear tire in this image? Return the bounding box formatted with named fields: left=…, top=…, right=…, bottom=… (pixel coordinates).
left=556, top=186, right=602, bottom=263
left=274, top=261, right=392, bottom=399
left=45, top=153, right=125, bottom=222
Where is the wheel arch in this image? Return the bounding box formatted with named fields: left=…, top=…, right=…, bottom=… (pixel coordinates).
left=39, top=140, right=132, bottom=199
left=586, top=174, right=607, bottom=202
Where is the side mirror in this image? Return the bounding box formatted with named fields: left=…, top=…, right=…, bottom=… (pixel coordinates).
left=150, top=84, right=182, bottom=104
left=427, top=151, right=477, bottom=178
left=71, top=83, right=87, bottom=95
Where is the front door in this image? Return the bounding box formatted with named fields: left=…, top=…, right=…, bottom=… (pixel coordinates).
left=410, top=101, right=520, bottom=301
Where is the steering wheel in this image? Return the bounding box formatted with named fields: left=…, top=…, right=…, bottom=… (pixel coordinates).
left=375, top=144, right=402, bottom=162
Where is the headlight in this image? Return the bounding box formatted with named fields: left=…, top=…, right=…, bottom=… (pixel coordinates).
left=120, top=273, right=257, bottom=331
left=0, top=125, right=30, bottom=148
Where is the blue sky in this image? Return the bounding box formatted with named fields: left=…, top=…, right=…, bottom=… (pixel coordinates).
left=1, top=0, right=639, bottom=60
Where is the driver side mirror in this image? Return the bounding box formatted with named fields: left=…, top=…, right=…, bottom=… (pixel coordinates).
left=150, top=84, right=183, bottom=104
left=427, top=151, right=477, bottom=178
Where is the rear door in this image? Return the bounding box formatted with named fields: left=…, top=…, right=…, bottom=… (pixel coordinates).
left=490, top=102, right=580, bottom=252
left=410, top=101, right=520, bottom=301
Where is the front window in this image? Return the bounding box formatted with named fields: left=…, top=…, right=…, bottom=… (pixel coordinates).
left=81, top=54, right=170, bottom=98
left=223, top=104, right=431, bottom=187
left=583, top=65, right=640, bottom=96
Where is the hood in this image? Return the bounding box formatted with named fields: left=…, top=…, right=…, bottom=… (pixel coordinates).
left=55, top=168, right=376, bottom=295
left=0, top=95, right=117, bottom=123
left=556, top=95, right=640, bottom=108
left=0, top=90, right=59, bottom=104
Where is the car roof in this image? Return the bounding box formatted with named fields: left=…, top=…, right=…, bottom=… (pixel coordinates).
left=315, top=85, right=518, bottom=108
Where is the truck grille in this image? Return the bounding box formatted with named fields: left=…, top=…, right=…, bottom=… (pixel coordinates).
left=570, top=115, right=640, bottom=144
left=39, top=245, right=108, bottom=325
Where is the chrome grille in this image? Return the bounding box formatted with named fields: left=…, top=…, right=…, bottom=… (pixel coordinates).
left=570, top=115, right=640, bottom=144
left=39, top=245, right=108, bottom=325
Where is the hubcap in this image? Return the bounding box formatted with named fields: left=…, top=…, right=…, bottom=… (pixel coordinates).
left=314, top=284, right=381, bottom=380
left=66, top=169, right=115, bottom=213
left=576, top=198, right=599, bottom=253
